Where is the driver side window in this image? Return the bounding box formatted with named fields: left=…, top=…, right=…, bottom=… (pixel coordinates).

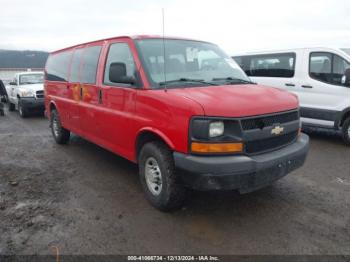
left=333, top=55, right=350, bottom=85
left=103, top=43, right=136, bottom=86
left=309, top=52, right=350, bottom=86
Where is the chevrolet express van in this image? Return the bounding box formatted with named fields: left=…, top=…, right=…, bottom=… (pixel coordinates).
left=233, top=48, right=350, bottom=144
left=45, top=36, right=309, bottom=211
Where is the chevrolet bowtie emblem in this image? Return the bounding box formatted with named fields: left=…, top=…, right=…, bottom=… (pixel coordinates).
left=271, top=126, right=284, bottom=135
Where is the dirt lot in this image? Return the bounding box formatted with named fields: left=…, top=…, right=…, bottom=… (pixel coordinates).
left=0, top=109, right=349, bottom=255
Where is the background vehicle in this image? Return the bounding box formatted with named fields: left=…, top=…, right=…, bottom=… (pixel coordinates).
left=0, top=79, right=7, bottom=116
left=7, top=72, right=45, bottom=117
left=45, top=36, right=309, bottom=211
left=233, top=47, right=350, bottom=144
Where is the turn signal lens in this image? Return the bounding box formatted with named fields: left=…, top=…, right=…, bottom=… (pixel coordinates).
left=191, top=142, right=243, bottom=153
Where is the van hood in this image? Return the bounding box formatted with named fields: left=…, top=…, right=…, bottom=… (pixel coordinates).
left=19, top=83, right=43, bottom=92
left=168, top=84, right=299, bottom=117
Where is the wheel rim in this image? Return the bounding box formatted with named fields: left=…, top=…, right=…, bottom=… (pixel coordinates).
left=348, top=126, right=350, bottom=138
left=145, top=157, right=162, bottom=196
left=52, top=116, right=60, bottom=137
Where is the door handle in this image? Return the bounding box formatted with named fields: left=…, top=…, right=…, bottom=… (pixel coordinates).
left=285, top=83, right=295, bottom=87
left=98, top=89, right=102, bottom=104
left=301, top=85, right=313, bottom=88
left=80, top=86, right=83, bottom=99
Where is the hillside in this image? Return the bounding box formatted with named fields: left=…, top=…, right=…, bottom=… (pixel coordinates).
left=0, top=50, right=49, bottom=68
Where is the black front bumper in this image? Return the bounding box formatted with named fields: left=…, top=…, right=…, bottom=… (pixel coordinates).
left=174, top=134, right=309, bottom=193
left=20, top=98, right=45, bottom=111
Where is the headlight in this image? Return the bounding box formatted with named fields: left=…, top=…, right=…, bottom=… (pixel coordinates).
left=190, top=118, right=243, bottom=154
left=209, top=121, right=224, bottom=137
left=20, top=90, right=35, bottom=97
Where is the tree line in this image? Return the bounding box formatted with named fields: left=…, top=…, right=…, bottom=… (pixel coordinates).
left=0, top=50, right=49, bottom=68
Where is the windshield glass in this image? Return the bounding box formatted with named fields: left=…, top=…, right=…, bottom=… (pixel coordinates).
left=19, top=73, right=44, bottom=85
left=341, top=48, right=350, bottom=56
left=136, top=39, right=251, bottom=89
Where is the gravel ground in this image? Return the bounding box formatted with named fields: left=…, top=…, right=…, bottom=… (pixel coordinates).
left=0, top=108, right=349, bottom=255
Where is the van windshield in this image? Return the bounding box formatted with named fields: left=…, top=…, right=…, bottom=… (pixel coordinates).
left=136, top=39, right=251, bottom=89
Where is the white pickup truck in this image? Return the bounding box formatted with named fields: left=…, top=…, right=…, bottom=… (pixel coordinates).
left=7, top=72, right=45, bottom=117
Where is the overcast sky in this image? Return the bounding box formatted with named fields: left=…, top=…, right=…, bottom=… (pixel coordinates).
left=1, top=0, right=350, bottom=54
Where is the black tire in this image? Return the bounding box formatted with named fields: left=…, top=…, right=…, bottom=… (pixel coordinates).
left=341, top=117, right=350, bottom=145
left=18, top=100, right=28, bottom=118
left=138, top=141, right=187, bottom=212
left=8, top=102, right=15, bottom=111
left=50, top=109, right=70, bottom=144
left=0, top=102, right=4, bottom=116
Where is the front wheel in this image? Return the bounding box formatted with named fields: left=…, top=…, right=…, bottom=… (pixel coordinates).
left=50, top=109, right=70, bottom=144
left=8, top=102, right=15, bottom=111
left=138, top=142, right=187, bottom=212
left=18, top=101, right=28, bottom=118
left=341, top=117, right=350, bottom=145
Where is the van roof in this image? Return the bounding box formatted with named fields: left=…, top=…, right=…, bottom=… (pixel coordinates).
left=51, top=35, right=211, bottom=55
left=232, top=47, right=349, bottom=57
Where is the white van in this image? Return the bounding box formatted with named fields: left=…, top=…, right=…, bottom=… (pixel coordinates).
left=233, top=48, right=350, bottom=144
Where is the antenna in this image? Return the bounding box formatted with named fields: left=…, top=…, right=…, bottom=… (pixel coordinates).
left=162, top=8, right=167, bottom=92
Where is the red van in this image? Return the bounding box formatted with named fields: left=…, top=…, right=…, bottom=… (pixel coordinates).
left=45, top=35, right=309, bottom=211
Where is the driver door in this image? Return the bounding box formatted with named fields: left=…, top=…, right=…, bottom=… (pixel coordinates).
left=301, top=51, right=350, bottom=111
left=97, top=40, right=138, bottom=159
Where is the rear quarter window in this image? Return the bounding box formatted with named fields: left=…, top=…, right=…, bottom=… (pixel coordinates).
left=46, top=51, right=73, bottom=82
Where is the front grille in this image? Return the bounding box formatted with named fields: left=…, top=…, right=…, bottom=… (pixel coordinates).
left=36, top=90, right=44, bottom=99
left=241, top=111, right=299, bottom=130
left=245, top=131, right=298, bottom=154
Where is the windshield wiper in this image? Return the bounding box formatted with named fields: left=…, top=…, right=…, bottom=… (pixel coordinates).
left=212, top=77, right=255, bottom=85
left=159, top=78, right=218, bottom=86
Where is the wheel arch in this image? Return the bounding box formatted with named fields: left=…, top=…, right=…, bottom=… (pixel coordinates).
left=48, top=101, right=58, bottom=119
left=135, top=128, right=175, bottom=163
left=336, top=107, right=350, bottom=127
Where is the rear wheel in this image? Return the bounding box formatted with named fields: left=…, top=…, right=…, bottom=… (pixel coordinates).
left=50, top=109, right=70, bottom=144
left=138, top=141, right=187, bottom=212
left=341, top=117, right=350, bottom=145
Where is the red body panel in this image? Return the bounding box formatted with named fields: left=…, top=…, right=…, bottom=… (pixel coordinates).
left=45, top=36, right=299, bottom=163
left=167, top=84, right=298, bottom=117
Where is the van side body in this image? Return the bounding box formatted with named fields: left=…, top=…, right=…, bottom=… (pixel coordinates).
left=233, top=47, right=350, bottom=144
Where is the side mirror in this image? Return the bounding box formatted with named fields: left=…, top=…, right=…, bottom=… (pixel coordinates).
left=9, top=82, right=16, bottom=86
left=109, top=62, right=135, bottom=85
left=341, top=68, right=350, bottom=87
